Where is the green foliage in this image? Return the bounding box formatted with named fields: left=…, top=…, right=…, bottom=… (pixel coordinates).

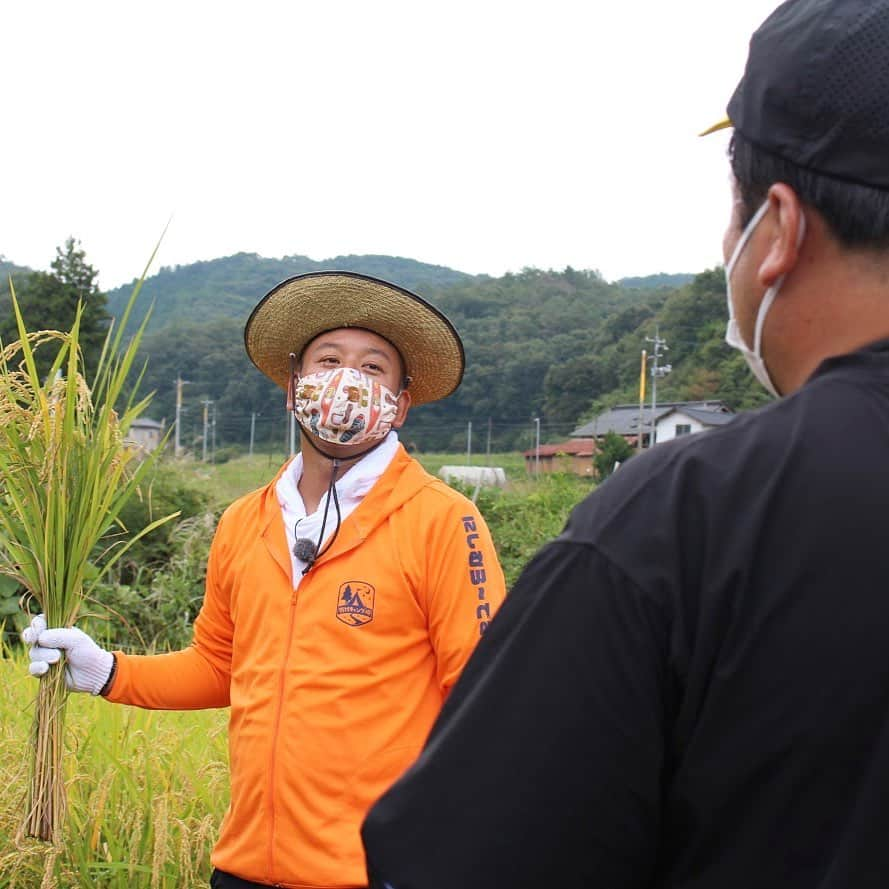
left=211, top=445, right=245, bottom=464
left=578, top=267, right=771, bottom=418
left=543, top=353, right=617, bottom=425
left=87, top=511, right=219, bottom=652
left=76, top=461, right=215, bottom=650
left=5, top=251, right=768, bottom=460
left=104, top=252, right=475, bottom=335
left=109, top=461, right=212, bottom=580
left=468, top=474, right=594, bottom=586
left=616, top=272, right=695, bottom=289
left=0, top=575, right=23, bottom=644
left=0, top=258, right=33, bottom=281
left=594, top=431, right=635, bottom=479
left=190, top=453, right=288, bottom=510
left=0, top=239, right=110, bottom=380
left=402, top=268, right=658, bottom=448
left=136, top=316, right=281, bottom=454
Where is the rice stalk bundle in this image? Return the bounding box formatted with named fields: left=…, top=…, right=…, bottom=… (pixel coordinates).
left=0, top=274, right=176, bottom=842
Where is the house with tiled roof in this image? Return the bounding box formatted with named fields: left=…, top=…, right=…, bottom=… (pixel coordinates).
left=571, top=401, right=735, bottom=448
left=522, top=438, right=598, bottom=476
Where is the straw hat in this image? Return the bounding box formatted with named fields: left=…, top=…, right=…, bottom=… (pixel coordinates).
left=244, top=271, right=465, bottom=406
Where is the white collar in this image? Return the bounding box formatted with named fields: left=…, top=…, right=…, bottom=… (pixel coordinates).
left=277, top=429, right=400, bottom=519
left=275, top=431, right=401, bottom=581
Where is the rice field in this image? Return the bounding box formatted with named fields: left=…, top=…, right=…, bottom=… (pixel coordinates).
left=185, top=450, right=534, bottom=510
left=0, top=450, right=591, bottom=887
left=0, top=649, right=229, bottom=888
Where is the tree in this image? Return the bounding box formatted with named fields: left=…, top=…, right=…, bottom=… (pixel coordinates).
left=0, top=238, right=109, bottom=380
left=594, top=431, right=634, bottom=480
left=51, top=237, right=110, bottom=377
left=543, top=354, right=614, bottom=426
left=51, top=237, right=98, bottom=298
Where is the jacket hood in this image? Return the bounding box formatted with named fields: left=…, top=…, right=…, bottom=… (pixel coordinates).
left=255, top=444, right=438, bottom=568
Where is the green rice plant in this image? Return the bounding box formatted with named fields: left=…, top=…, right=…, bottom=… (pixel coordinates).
left=0, top=270, right=177, bottom=842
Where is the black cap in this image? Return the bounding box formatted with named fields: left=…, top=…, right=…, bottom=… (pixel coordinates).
left=707, top=0, right=889, bottom=190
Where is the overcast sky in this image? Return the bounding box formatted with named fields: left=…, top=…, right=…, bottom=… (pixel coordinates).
left=3, top=0, right=783, bottom=291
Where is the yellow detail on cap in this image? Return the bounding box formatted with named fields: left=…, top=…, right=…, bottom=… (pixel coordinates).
left=699, top=116, right=733, bottom=137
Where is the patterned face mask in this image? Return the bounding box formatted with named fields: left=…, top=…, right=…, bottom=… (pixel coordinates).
left=291, top=367, right=400, bottom=445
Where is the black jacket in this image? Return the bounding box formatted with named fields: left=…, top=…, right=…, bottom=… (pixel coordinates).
left=363, top=341, right=889, bottom=889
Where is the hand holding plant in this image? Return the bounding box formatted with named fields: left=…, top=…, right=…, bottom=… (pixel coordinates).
left=23, top=613, right=114, bottom=694
left=0, top=271, right=177, bottom=842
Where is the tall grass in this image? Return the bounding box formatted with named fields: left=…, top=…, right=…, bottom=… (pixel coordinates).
left=0, top=276, right=176, bottom=841
left=0, top=452, right=591, bottom=883
left=0, top=649, right=228, bottom=888
left=180, top=450, right=537, bottom=512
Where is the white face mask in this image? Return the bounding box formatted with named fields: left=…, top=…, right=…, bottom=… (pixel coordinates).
left=724, top=199, right=806, bottom=398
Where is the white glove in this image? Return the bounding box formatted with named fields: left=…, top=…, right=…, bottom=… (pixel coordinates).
left=23, top=614, right=115, bottom=695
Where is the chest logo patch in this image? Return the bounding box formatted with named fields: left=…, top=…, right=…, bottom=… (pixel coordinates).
left=336, top=581, right=375, bottom=627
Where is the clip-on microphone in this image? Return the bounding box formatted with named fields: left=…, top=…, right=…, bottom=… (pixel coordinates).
left=293, top=537, right=318, bottom=566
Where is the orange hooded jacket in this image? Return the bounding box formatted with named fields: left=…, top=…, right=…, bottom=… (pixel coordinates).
left=106, top=445, right=505, bottom=888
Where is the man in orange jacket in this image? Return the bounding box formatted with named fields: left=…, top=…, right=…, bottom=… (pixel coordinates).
left=25, top=271, right=506, bottom=889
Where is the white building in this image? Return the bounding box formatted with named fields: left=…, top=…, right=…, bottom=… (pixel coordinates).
left=571, top=401, right=736, bottom=448
left=126, top=417, right=165, bottom=453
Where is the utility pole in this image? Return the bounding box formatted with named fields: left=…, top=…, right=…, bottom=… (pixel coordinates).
left=174, top=375, right=189, bottom=458
left=289, top=413, right=297, bottom=456
left=249, top=412, right=258, bottom=457
left=201, top=400, right=213, bottom=462
left=534, top=417, right=541, bottom=476
left=645, top=328, right=671, bottom=448
left=466, top=421, right=472, bottom=466
left=211, top=402, right=217, bottom=463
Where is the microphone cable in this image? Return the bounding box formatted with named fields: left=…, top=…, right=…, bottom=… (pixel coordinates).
left=294, top=458, right=343, bottom=575
left=290, top=414, right=391, bottom=575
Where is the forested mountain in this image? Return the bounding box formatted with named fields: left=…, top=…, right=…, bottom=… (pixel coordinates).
left=129, top=264, right=661, bottom=453
left=0, top=258, right=34, bottom=282
left=577, top=268, right=769, bottom=419
left=105, top=253, right=478, bottom=333
left=126, top=262, right=764, bottom=454
left=2, top=247, right=761, bottom=454
left=616, top=272, right=695, bottom=290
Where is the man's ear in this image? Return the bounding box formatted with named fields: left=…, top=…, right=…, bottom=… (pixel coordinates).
left=759, top=183, right=805, bottom=286
left=392, top=390, right=412, bottom=429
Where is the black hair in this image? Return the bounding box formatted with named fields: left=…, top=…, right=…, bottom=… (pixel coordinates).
left=729, top=132, right=889, bottom=250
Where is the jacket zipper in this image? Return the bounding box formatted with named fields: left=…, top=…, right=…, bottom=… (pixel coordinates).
left=266, top=588, right=300, bottom=881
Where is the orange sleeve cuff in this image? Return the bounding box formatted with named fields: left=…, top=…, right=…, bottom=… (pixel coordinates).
left=104, top=646, right=230, bottom=710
